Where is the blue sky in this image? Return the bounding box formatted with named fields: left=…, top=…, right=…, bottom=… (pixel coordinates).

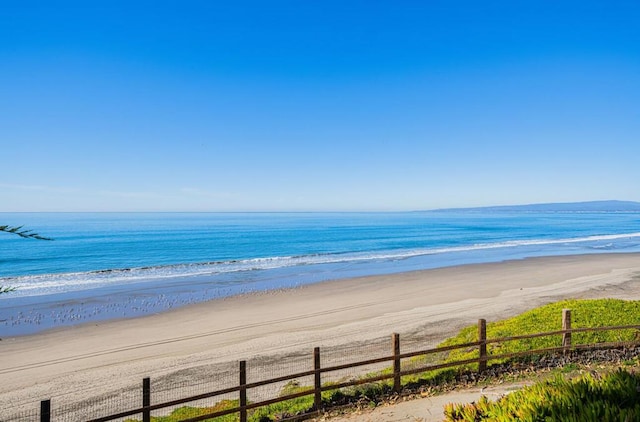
left=2, top=1, right=639, bottom=211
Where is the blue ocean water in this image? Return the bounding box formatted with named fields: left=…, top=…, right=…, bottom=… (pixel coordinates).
left=1, top=211, right=640, bottom=336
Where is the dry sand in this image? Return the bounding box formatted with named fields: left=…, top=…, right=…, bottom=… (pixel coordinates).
left=1, top=253, right=640, bottom=419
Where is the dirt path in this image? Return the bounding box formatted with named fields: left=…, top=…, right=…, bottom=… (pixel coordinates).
left=319, top=382, right=529, bottom=422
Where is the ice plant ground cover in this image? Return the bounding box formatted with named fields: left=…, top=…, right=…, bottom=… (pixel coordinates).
left=443, top=369, right=640, bottom=422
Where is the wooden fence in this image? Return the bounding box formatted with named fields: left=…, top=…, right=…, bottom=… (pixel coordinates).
left=37, top=309, right=640, bottom=422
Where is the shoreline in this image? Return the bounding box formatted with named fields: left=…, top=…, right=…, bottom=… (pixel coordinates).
left=4, top=248, right=640, bottom=338
left=1, top=253, right=640, bottom=418
left=9, top=251, right=640, bottom=339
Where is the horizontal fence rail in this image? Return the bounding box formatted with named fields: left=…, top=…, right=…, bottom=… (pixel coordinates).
left=33, top=309, right=640, bottom=422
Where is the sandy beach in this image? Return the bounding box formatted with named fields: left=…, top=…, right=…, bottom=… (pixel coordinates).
left=2, top=253, right=640, bottom=419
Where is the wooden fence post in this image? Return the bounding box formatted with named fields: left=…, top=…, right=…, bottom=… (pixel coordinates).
left=562, top=309, right=572, bottom=354
left=40, top=399, right=50, bottom=422
left=313, top=347, right=322, bottom=412
left=478, top=319, right=487, bottom=372
left=142, top=377, right=151, bottom=422
left=240, top=360, right=247, bottom=422
left=392, top=333, right=401, bottom=393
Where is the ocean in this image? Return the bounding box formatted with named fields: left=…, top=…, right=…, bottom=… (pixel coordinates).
left=2, top=211, right=640, bottom=336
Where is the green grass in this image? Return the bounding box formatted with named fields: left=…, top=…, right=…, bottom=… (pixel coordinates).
left=124, top=399, right=240, bottom=422
left=378, top=299, right=640, bottom=388
left=437, top=299, right=640, bottom=366
left=249, top=381, right=341, bottom=421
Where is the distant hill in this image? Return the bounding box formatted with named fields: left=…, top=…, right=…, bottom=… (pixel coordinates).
left=431, top=200, right=640, bottom=213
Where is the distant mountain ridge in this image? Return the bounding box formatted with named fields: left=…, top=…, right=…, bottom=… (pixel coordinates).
left=432, top=200, right=640, bottom=213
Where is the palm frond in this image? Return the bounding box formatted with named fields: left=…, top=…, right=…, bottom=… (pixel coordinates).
left=0, top=225, right=53, bottom=240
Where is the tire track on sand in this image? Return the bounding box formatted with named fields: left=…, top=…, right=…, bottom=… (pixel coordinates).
left=1, top=294, right=413, bottom=375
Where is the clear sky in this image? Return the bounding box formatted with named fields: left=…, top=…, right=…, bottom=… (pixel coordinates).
left=2, top=1, right=639, bottom=212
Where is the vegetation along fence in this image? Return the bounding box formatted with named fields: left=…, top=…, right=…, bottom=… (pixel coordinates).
left=34, top=309, right=640, bottom=422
